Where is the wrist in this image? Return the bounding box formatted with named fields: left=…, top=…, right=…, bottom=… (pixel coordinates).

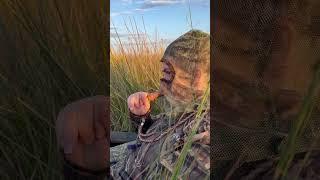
left=129, top=109, right=151, bottom=129
left=129, top=108, right=151, bottom=119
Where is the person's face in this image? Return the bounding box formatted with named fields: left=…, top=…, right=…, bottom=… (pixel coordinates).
left=159, top=58, right=209, bottom=106
left=214, top=18, right=306, bottom=121
left=213, top=20, right=268, bottom=119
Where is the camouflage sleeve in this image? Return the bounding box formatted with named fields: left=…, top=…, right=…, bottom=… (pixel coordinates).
left=129, top=110, right=153, bottom=133
left=110, top=141, right=137, bottom=179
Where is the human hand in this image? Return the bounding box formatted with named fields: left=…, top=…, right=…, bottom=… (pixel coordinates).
left=56, top=95, right=109, bottom=170
left=127, top=92, right=160, bottom=116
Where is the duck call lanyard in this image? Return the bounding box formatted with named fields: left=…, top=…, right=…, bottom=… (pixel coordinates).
left=131, top=112, right=196, bottom=180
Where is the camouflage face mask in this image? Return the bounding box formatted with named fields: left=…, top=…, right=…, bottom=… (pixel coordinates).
left=159, top=30, right=210, bottom=112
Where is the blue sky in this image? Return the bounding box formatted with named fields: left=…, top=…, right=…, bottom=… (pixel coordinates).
left=110, top=0, right=210, bottom=45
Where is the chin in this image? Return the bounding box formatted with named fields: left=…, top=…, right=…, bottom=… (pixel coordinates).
left=159, top=81, right=170, bottom=95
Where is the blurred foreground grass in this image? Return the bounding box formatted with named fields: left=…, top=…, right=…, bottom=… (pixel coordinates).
left=0, top=0, right=107, bottom=179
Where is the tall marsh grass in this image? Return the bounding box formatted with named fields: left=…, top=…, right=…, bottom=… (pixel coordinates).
left=0, top=0, right=107, bottom=179
left=110, top=19, right=167, bottom=131
left=110, top=17, right=211, bottom=179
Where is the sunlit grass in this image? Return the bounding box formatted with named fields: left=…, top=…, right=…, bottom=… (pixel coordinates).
left=172, top=85, right=210, bottom=180
left=110, top=18, right=167, bottom=131
left=110, top=16, right=211, bottom=179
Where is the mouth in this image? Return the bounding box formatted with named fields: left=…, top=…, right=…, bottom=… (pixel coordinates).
left=160, top=78, right=172, bottom=84
left=159, top=78, right=172, bottom=95
left=160, top=70, right=175, bottom=89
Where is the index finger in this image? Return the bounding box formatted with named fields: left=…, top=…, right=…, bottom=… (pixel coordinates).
left=93, top=97, right=109, bottom=139
left=63, top=108, right=78, bottom=154
left=92, top=96, right=109, bottom=127
left=147, top=92, right=161, bottom=102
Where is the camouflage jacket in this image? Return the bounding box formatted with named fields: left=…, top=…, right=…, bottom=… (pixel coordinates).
left=110, top=105, right=320, bottom=179
left=111, top=110, right=210, bottom=180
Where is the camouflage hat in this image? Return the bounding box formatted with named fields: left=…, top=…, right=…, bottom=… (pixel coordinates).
left=161, top=29, right=210, bottom=74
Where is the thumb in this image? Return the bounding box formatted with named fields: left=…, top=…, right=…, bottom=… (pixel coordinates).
left=147, top=92, right=161, bottom=102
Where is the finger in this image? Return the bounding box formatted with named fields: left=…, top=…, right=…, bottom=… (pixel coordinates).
left=94, top=101, right=107, bottom=139
left=134, top=95, right=143, bottom=109
left=92, top=96, right=109, bottom=128
left=139, top=92, right=149, bottom=107
left=147, top=92, right=161, bottom=102
left=139, top=96, right=144, bottom=106
left=134, top=100, right=140, bottom=109
left=78, top=102, right=95, bottom=144
left=128, top=94, right=140, bottom=111
left=127, top=96, right=135, bottom=111
left=131, top=93, right=147, bottom=115
left=63, top=109, right=78, bottom=154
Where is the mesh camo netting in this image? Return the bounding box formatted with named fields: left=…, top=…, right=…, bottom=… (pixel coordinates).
left=212, top=0, right=320, bottom=179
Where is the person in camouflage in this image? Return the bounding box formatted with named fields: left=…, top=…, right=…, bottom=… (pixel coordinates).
left=212, top=0, right=320, bottom=179
left=110, top=29, right=210, bottom=180
left=55, top=0, right=320, bottom=179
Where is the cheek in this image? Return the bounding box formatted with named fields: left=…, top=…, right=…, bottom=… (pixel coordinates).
left=171, top=82, right=187, bottom=98
left=160, top=79, right=190, bottom=103
left=175, top=77, right=191, bottom=87
left=194, top=79, right=208, bottom=90
left=193, top=74, right=209, bottom=91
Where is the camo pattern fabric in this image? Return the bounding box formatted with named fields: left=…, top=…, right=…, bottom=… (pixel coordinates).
left=160, top=30, right=210, bottom=109
left=110, top=111, right=210, bottom=180
left=211, top=0, right=320, bottom=178
left=110, top=141, right=133, bottom=179
left=162, top=29, right=210, bottom=76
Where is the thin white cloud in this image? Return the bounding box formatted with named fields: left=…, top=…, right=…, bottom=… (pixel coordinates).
left=111, top=10, right=133, bottom=17
left=113, top=0, right=209, bottom=14
left=110, top=32, right=148, bottom=38
left=111, top=7, right=156, bottom=17
left=111, top=0, right=209, bottom=17
left=134, top=8, right=155, bottom=12
left=121, top=0, right=133, bottom=4
left=138, top=0, right=209, bottom=9
left=141, top=0, right=185, bottom=9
